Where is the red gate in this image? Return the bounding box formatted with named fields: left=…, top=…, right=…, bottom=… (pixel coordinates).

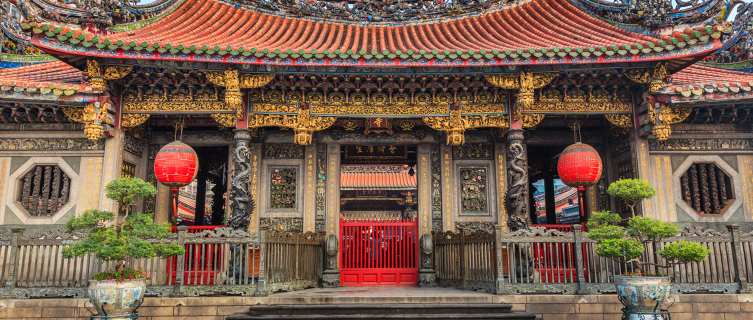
left=340, top=217, right=418, bottom=286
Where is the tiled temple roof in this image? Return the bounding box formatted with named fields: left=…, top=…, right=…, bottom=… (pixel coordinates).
left=341, top=167, right=417, bottom=191
left=657, top=65, right=753, bottom=99
left=0, top=61, right=95, bottom=94
left=27, top=0, right=729, bottom=66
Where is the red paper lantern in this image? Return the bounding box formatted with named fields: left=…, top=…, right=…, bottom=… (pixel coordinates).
left=154, top=141, right=199, bottom=188
left=557, top=142, right=602, bottom=188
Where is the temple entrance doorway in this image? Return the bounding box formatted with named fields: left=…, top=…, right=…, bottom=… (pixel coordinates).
left=339, top=145, right=419, bottom=286
left=172, top=146, right=230, bottom=227
left=527, top=145, right=585, bottom=227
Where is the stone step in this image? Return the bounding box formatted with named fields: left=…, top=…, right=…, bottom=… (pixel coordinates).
left=246, top=304, right=514, bottom=315
left=227, top=313, right=536, bottom=320
left=227, top=304, right=537, bottom=320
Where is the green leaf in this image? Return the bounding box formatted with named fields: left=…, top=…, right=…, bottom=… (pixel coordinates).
left=596, top=239, right=644, bottom=261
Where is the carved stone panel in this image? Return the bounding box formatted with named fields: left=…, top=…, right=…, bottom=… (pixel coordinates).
left=459, top=167, right=489, bottom=214
left=269, top=167, right=297, bottom=209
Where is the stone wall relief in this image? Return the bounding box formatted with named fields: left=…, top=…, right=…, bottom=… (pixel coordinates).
left=452, top=160, right=496, bottom=226
left=259, top=159, right=304, bottom=219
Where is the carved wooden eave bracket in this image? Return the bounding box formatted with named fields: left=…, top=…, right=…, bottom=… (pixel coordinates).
left=87, top=60, right=133, bottom=92
left=638, top=94, right=692, bottom=140
left=422, top=109, right=510, bottom=146
left=651, top=105, right=692, bottom=141
left=624, top=62, right=668, bottom=95
left=248, top=107, right=336, bottom=145
left=62, top=102, right=108, bottom=141
left=485, top=71, right=557, bottom=129
left=206, top=70, right=275, bottom=122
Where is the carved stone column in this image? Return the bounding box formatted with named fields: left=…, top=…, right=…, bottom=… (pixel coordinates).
left=303, top=144, right=317, bottom=232
left=322, top=143, right=341, bottom=287
left=440, top=144, right=453, bottom=231
left=417, top=144, right=432, bottom=235
left=227, top=129, right=254, bottom=231
left=505, top=130, right=529, bottom=231
left=494, top=143, right=508, bottom=231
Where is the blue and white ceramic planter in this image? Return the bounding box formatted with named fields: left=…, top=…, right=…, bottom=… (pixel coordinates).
left=88, top=279, right=146, bottom=319
left=614, top=275, right=671, bottom=315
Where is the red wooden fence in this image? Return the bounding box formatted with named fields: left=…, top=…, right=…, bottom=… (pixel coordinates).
left=531, top=223, right=588, bottom=283
left=168, top=225, right=223, bottom=285
left=340, top=217, right=418, bottom=286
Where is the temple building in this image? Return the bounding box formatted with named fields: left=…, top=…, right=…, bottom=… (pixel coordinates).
left=1, top=0, right=753, bottom=285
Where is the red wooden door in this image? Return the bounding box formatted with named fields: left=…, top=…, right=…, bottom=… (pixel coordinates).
left=340, top=217, right=418, bottom=286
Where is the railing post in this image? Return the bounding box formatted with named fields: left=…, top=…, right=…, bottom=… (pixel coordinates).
left=572, top=225, right=587, bottom=294
left=171, top=226, right=187, bottom=297
left=459, top=227, right=467, bottom=290
left=418, top=233, right=436, bottom=287
left=257, top=225, right=268, bottom=295
left=3, top=228, right=23, bottom=298
left=494, top=225, right=506, bottom=295
left=726, top=225, right=750, bottom=293
left=322, top=233, right=340, bottom=288
left=293, top=228, right=301, bottom=280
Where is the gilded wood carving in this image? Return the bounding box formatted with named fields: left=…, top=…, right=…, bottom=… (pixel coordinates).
left=652, top=106, right=692, bottom=140
left=624, top=62, right=668, bottom=94
left=86, top=60, right=106, bottom=91
left=121, top=113, right=150, bottom=128
left=103, top=66, right=133, bottom=80
left=422, top=110, right=509, bottom=146
left=605, top=114, right=633, bottom=129
left=248, top=108, right=336, bottom=145
left=485, top=71, right=557, bottom=120
left=211, top=113, right=236, bottom=129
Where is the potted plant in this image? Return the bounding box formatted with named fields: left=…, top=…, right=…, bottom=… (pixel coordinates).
left=587, top=179, right=710, bottom=317
left=607, top=178, right=656, bottom=218
left=62, top=177, right=184, bottom=318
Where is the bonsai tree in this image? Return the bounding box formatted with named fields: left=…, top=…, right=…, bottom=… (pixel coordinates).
left=607, top=178, right=657, bottom=217
left=62, top=177, right=184, bottom=277
left=587, top=211, right=709, bottom=274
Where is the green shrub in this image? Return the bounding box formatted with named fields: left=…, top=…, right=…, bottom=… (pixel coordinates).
left=587, top=180, right=710, bottom=274
left=607, top=179, right=656, bottom=217
left=62, top=177, right=184, bottom=275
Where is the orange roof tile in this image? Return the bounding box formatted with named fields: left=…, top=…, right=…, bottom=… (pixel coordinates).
left=669, top=65, right=753, bottom=86
left=29, top=0, right=727, bottom=65
left=341, top=166, right=417, bottom=191
left=0, top=61, right=83, bottom=83
left=0, top=61, right=96, bottom=94
left=107, top=0, right=653, bottom=52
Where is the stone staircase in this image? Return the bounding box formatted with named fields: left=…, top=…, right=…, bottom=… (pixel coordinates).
left=226, top=304, right=537, bottom=320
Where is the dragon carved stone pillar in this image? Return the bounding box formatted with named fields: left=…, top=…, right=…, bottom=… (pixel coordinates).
left=226, top=129, right=256, bottom=284
left=227, top=129, right=255, bottom=231
left=505, top=129, right=529, bottom=231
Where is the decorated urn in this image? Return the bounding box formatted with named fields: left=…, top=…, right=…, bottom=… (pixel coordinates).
left=614, top=275, right=671, bottom=317
left=88, top=279, right=146, bottom=319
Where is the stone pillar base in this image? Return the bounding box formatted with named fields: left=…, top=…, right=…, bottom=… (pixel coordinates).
left=419, top=270, right=436, bottom=287
left=322, top=271, right=340, bottom=288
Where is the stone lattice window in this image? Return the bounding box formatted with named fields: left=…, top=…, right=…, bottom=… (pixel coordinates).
left=680, top=163, right=734, bottom=215
left=270, top=167, right=296, bottom=209
left=460, top=167, right=488, bottom=214
left=19, top=165, right=71, bottom=216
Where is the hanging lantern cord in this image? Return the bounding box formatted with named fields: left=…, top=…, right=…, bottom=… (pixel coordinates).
left=180, top=116, right=185, bottom=141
